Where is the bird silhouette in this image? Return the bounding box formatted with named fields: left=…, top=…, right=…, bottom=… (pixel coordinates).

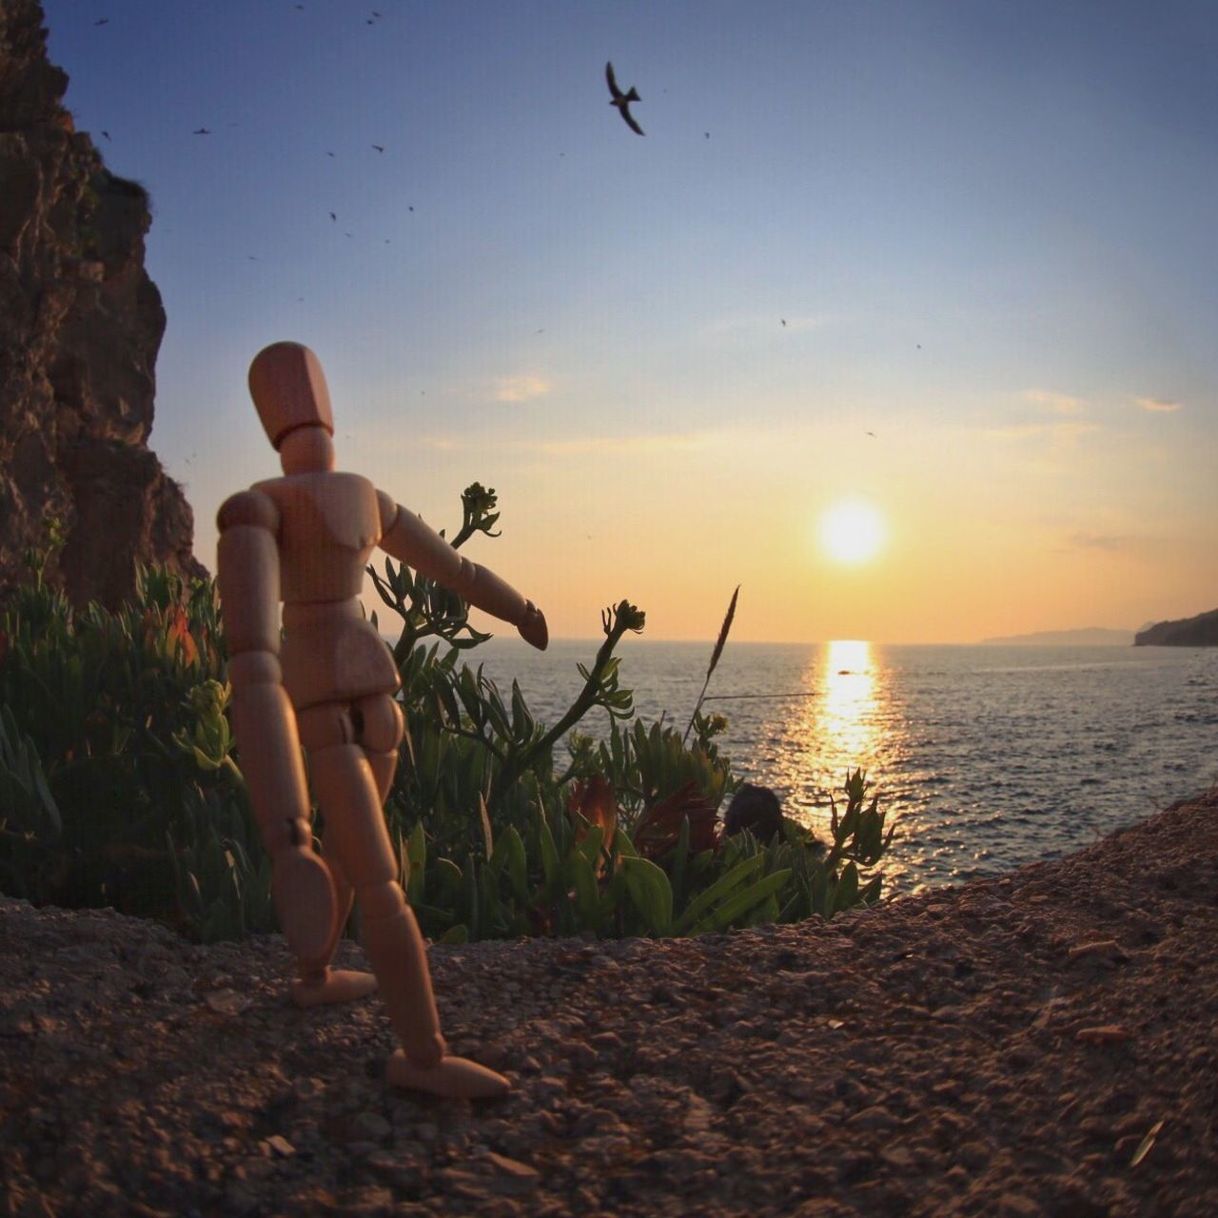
left=193, top=127, right=211, bottom=135
left=100, top=130, right=111, bottom=140
left=329, top=211, right=337, bottom=221
left=606, top=62, right=644, bottom=136
left=781, top=319, right=787, bottom=327
left=372, top=144, right=384, bottom=152
left=94, top=17, right=109, bottom=26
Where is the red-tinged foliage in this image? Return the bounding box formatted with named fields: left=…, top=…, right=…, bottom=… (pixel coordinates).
left=567, top=776, right=619, bottom=861
left=142, top=604, right=199, bottom=667
left=633, top=780, right=721, bottom=860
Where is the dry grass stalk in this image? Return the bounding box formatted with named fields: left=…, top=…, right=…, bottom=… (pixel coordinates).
left=684, top=584, right=739, bottom=743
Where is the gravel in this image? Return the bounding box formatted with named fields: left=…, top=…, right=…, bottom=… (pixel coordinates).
left=3, top=790, right=1217, bottom=1217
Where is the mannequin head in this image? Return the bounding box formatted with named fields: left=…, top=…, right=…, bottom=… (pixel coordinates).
left=248, top=341, right=335, bottom=458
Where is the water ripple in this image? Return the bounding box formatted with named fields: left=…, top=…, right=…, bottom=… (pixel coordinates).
left=460, top=639, right=1218, bottom=895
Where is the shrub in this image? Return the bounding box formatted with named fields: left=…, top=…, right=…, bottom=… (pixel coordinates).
left=0, top=488, right=894, bottom=942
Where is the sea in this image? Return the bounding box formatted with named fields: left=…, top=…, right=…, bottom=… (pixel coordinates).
left=450, top=637, right=1218, bottom=896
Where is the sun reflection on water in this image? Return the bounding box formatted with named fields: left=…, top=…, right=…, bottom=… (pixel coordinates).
left=768, top=639, right=889, bottom=839
left=821, top=640, right=878, bottom=764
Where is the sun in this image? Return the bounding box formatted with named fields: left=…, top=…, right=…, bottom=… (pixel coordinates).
left=818, top=498, right=886, bottom=565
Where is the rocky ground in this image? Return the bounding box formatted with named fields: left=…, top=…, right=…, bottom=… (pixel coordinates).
left=2, top=791, right=1216, bottom=1218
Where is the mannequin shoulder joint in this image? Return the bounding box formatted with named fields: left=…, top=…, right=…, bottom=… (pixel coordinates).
left=217, top=488, right=280, bottom=533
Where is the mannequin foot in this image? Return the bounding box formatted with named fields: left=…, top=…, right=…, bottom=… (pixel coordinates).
left=291, top=968, right=378, bottom=1008
left=386, top=1050, right=510, bottom=1099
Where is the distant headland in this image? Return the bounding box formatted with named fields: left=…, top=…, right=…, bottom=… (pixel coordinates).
left=979, top=627, right=1134, bottom=646
left=1134, top=608, right=1218, bottom=647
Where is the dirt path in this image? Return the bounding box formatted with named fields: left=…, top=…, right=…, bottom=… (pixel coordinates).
left=3, top=792, right=1216, bottom=1217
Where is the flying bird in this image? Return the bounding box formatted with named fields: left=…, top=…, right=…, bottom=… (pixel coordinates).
left=94, top=17, right=109, bottom=26
left=329, top=211, right=336, bottom=221
left=372, top=144, right=384, bottom=152
left=606, top=62, right=644, bottom=136
left=193, top=127, right=211, bottom=135
left=100, top=130, right=111, bottom=140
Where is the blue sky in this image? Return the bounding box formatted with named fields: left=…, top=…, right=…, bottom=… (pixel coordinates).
left=42, top=0, right=1218, bottom=642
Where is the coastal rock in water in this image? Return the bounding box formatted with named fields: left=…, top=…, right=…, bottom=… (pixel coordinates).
left=0, top=0, right=206, bottom=609
left=1134, top=608, right=1218, bottom=647
left=723, top=783, right=783, bottom=843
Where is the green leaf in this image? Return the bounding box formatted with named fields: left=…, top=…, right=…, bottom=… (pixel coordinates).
left=575, top=822, right=604, bottom=871
left=502, top=825, right=528, bottom=905
left=432, top=857, right=464, bottom=903
left=692, top=868, right=792, bottom=934
left=404, top=821, right=427, bottom=905
left=833, top=861, right=860, bottom=914
left=568, top=852, right=600, bottom=929
left=478, top=792, right=494, bottom=860
left=537, top=806, right=558, bottom=892
left=620, top=855, right=673, bottom=936
left=673, top=854, right=766, bottom=934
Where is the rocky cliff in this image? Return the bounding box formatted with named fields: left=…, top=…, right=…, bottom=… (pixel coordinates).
left=0, top=0, right=205, bottom=610
left=1134, top=608, right=1218, bottom=647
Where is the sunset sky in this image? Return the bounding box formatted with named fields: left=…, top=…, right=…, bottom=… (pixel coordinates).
left=42, top=0, right=1218, bottom=644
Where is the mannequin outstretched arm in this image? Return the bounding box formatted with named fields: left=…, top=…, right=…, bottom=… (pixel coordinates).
left=376, top=490, right=548, bottom=649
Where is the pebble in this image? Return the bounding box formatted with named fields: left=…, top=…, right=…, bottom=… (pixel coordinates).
left=845, top=1104, right=898, bottom=1131
left=484, top=1151, right=541, bottom=1193
left=262, top=1134, right=295, bottom=1158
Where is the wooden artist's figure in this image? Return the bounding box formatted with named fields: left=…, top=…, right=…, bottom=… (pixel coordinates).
left=216, top=342, right=547, bottom=1098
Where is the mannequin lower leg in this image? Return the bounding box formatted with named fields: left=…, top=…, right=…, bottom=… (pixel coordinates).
left=291, top=855, right=377, bottom=1007
left=305, top=717, right=508, bottom=1097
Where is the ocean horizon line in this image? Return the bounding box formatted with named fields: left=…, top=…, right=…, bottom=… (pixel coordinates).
left=385, top=634, right=1141, bottom=649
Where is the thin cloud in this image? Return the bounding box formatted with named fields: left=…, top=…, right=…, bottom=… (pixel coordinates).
left=1024, top=389, right=1085, bottom=415
left=1057, top=531, right=1156, bottom=560
left=1067, top=532, right=1137, bottom=552
left=493, top=375, right=551, bottom=403
left=988, top=420, right=1101, bottom=442
left=517, top=430, right=724, bottom=457
left=1135, top=396, right=1182, bottom=413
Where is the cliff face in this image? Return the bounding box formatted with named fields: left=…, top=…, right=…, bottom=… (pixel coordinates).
left=1135, top=608, right=1218, bottom=647
left=0, top=0, right=205, bottom=610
